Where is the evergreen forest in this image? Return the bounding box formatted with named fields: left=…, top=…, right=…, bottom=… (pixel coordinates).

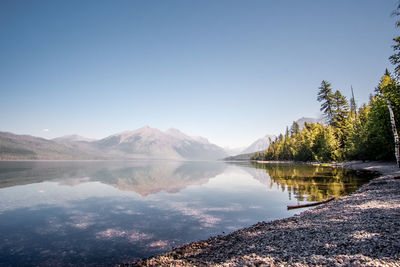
left=252, top=72, right=400, bottom=163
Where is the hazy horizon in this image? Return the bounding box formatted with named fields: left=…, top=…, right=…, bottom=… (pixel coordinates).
left=1, top=0, right=398, bottom=147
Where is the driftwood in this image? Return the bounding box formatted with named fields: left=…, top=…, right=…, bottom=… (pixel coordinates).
left=287, top=196, right=335, bottom=210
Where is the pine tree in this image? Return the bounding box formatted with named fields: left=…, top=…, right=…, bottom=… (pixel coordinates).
left=290, top=121, right=300, bottom=137
left=331, top=90, right=349, bottom=129
left=317, top=80, right=335, bottom=125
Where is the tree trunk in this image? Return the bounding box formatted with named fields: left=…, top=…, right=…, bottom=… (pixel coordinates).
left=387, top=99, right=400, bottom=168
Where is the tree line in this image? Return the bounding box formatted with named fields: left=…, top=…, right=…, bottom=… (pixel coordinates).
left=252, top=72, right=400, bottom=164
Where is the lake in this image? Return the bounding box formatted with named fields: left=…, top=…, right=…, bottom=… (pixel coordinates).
left=0, top=161, right=375, bottom=266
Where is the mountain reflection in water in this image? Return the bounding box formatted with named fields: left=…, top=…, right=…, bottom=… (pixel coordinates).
left=0, top=161, right=376, bottom=266
left=0, top=161, right=226, bottom=196
left=0, top=161, right=376, bottom=201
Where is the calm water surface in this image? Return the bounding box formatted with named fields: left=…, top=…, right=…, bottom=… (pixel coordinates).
left=0, top=161, right=375, bottom=266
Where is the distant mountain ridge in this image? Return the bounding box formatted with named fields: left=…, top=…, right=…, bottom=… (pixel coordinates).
left=53, top=134, right=96, bottom=142
left=0, top=132, right=100, bottom=160
left=224, top=117, right=322, bottom=160
left=0, top=127, right=227, bottom=160
left=1, top=118, right=322, bottom=161
left=241, top=134, right=276, bottom=154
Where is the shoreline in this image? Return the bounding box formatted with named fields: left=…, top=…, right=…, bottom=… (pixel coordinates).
left=130, top=161, right=400, bottom=266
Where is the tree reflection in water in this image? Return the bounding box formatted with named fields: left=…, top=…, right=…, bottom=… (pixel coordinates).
left=243, top=162, right=377, bottom=202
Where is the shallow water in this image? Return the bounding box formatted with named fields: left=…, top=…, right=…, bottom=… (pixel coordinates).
left=0, top=161, right=374, bottom=266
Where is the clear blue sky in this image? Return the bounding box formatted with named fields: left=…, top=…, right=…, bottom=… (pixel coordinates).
left=0, top=0, right=398, bottom=148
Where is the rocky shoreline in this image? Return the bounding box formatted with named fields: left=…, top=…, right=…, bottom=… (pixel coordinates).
left=130, top=161, right=400, bottom=266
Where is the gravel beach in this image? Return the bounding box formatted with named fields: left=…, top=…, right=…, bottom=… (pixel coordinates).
left=130, top=161, right=400, bottom=266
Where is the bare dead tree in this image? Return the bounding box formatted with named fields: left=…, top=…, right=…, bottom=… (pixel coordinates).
left=386, top=99, right=400, bottom=167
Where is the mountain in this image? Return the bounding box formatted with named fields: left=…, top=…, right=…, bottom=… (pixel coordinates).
left=53, top=135, right=96, bottom=142
left=0, top=132, right=103, bottom=160
left=241, top=134, right=276, bottom=154
left=223, top=117, right=323, bottom=161
left=223, top=135, right=276, bottom=161
left=0, top=127, right=227, bottom=160
left=224, top=147, right=246, bottom=156
left=93, top=126, right=227, bottom=160
left=295, top=117, right=322, bottom=129
left=222, top=135, right=276, bottom=161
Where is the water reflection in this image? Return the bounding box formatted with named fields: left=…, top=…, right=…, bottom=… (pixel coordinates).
left=0, top=161, right=226, bottom=196
left=0, top=161, right=376, bottom=266
left=232, top=162, right=376, bottom=202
